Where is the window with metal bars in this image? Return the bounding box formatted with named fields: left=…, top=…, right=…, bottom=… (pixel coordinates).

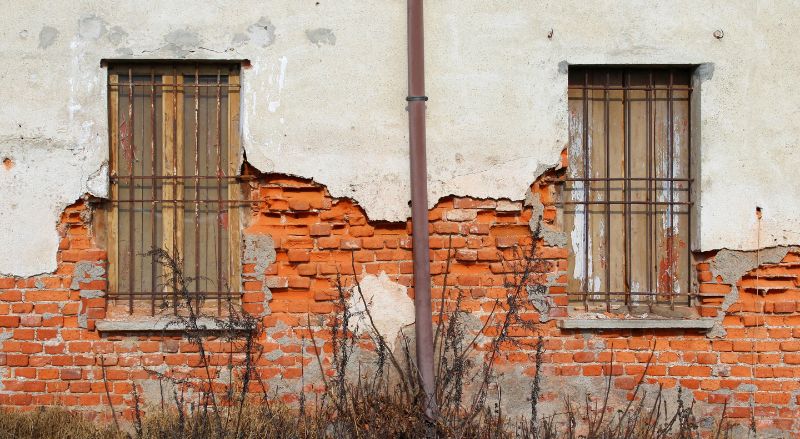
left=564, top=67, right=693, bottom=312
left=106, top=62, right=243, bottom=315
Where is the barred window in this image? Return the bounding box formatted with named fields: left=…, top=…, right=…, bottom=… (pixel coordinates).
left=565, top=67, right=693, bottom=312
left=106, top=62, right=243, bottom=315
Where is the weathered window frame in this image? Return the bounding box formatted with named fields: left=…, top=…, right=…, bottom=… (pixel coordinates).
left=562, top=66, right=698, bottom=319
left=105, top=61, right=243, bottom=317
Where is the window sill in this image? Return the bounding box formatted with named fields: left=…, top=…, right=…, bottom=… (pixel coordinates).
left=558, top=318, right=715, bottom=331
left=95, top=317, right=249, bottom=333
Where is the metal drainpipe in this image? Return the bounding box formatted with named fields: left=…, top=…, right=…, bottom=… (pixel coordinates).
left=407, top=0, right=438, bottom=421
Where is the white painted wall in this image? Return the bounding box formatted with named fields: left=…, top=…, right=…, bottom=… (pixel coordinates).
left=1, top=0, right=798, bottom=276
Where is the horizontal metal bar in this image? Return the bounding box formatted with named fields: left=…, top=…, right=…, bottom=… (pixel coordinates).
left=565, top=177, right=692, bottom=182
left=113, top=292, right=235, bottom=296
left=567, top=97, right=690, bottom=103
left=109, top=82, right=240, bottom=88
left=568, top=85, right=692, bottom=91
left=560, top=200, right=692, bottom=206
left=111, top=199, right=256, bottom=204
left=568, top=291, right=696, bottom=297
left=112, top=175, right=254, bottom=181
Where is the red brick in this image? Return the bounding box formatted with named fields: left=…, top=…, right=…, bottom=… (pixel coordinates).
left=287, top=249, right=311, bottom=262
left=309, top=223, right=332, bottom=236
left=0, top=317, right=20, bottom=328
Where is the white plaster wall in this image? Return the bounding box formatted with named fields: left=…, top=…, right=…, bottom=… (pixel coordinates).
left=1, top=0, right=798, bottom=276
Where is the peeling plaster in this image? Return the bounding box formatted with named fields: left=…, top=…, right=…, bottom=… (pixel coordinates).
left=242, top=234, right=277, bottom=316
left=707, top=246, right=799, bottom=338
left=1, top=1, right=800, bottom=276
left=347, top=271, right=415, bottom=348
left=70, top=261, right=105, bottom=290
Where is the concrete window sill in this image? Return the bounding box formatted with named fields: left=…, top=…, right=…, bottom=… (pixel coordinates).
left=95, top=317, right=250, bottom=333
left=558, top=318, right=716, bottom=331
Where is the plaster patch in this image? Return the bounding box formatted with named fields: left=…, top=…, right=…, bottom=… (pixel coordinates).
left=78, top=15, right=107, bottom=40
left=242, top=234, right=277, bottom=316
left=347, top=271, right=415, bottom=348
left=38, top=26, right=59, bottom=49
left=525, top=190, right=566, bottom=247
left=107, top=26, right=128, bottom=45
left=527, top=284, right=553, bottom=322
left=164, top=28, right=202, bottom=55
left=247, top=17, right=276, bottom=48
left=242, top=234, right=277, bottom=277
left=306, top=28, right=336, bottom=47
left=71, top=261, right=105, bottom=290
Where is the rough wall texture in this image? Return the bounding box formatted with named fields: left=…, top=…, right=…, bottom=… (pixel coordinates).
left=0, top=170, right=799, bottom=436
left=2, top=1, right=800, bottom=276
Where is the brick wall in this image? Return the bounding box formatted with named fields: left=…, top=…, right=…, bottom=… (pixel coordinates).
left=0, top=172, right=799, bottom=433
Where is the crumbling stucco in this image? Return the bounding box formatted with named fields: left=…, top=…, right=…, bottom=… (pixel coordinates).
left=347, top=271, right=415, bottom=348
left=242, top=234, right=277, bottom=315
left=706, top=246, right=799, bottom=338
left=1, top=1, right=800, bottom=276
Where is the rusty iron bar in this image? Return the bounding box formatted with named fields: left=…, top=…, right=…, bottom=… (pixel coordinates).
left=623, top=71, right=630, bottom=306
left=407, top=0, right=438, bottom=422
left=569, top=291, right=702, bottom=297
left=568, top=85, right=692, bottom=91
left=110, top=82, right=241, bottom=89
left=686, top=82, right=694, bottom=307
left=171, top=66, right=179, bottom=314
left=127, top=68, right=135, bottom=315
left=668, top=69, right=676, bottom=310
left=561, top=200, right=692, bottom=206
left=193, top=67, right=201, bottom=305
left=216, top=70, right=224, bottom=314
left=111, top=199, right=253, bottom=204
left=582, top=70, right=590, bottom=312
left=150, top=69, right=157, bottom=315
left=565, top=177, right=692, bottom=182
left=603, top=71, right=611, bottom=313
left=647, top=70, right=654, bottom=302
left=112, top=175, right=251, bottom=181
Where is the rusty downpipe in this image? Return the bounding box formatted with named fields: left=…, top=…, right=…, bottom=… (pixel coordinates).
left=407, top=0, right=438, bottom=422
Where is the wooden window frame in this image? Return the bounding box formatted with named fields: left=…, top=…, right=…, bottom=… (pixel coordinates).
left=564, top=66, right=695, bottom=314
left=106, top=62, right=243, bottom=316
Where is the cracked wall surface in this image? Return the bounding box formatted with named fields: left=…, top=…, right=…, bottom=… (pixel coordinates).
left=1, top=0, right=800, bottom=277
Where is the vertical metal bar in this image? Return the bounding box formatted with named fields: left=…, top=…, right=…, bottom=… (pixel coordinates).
left=686, top=84, right=693, bottom=307
left=604, top=71, right=611, bottom=312
left=668, top=69, right=675, bottom=310
left=194, top=66, right=201, bottom=308
left=623, top=70, right=631, bottom=306
left=150, top=69, right=157, bottom=316
left=128, top=68, right=135, bottom=314
left=172, top=66, right=179, bottom=315
left=215, top=69, right=223, bottom=314
left=582, top=70, right=590, bottom=310
left=646, top=71, right=653, bottom=303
